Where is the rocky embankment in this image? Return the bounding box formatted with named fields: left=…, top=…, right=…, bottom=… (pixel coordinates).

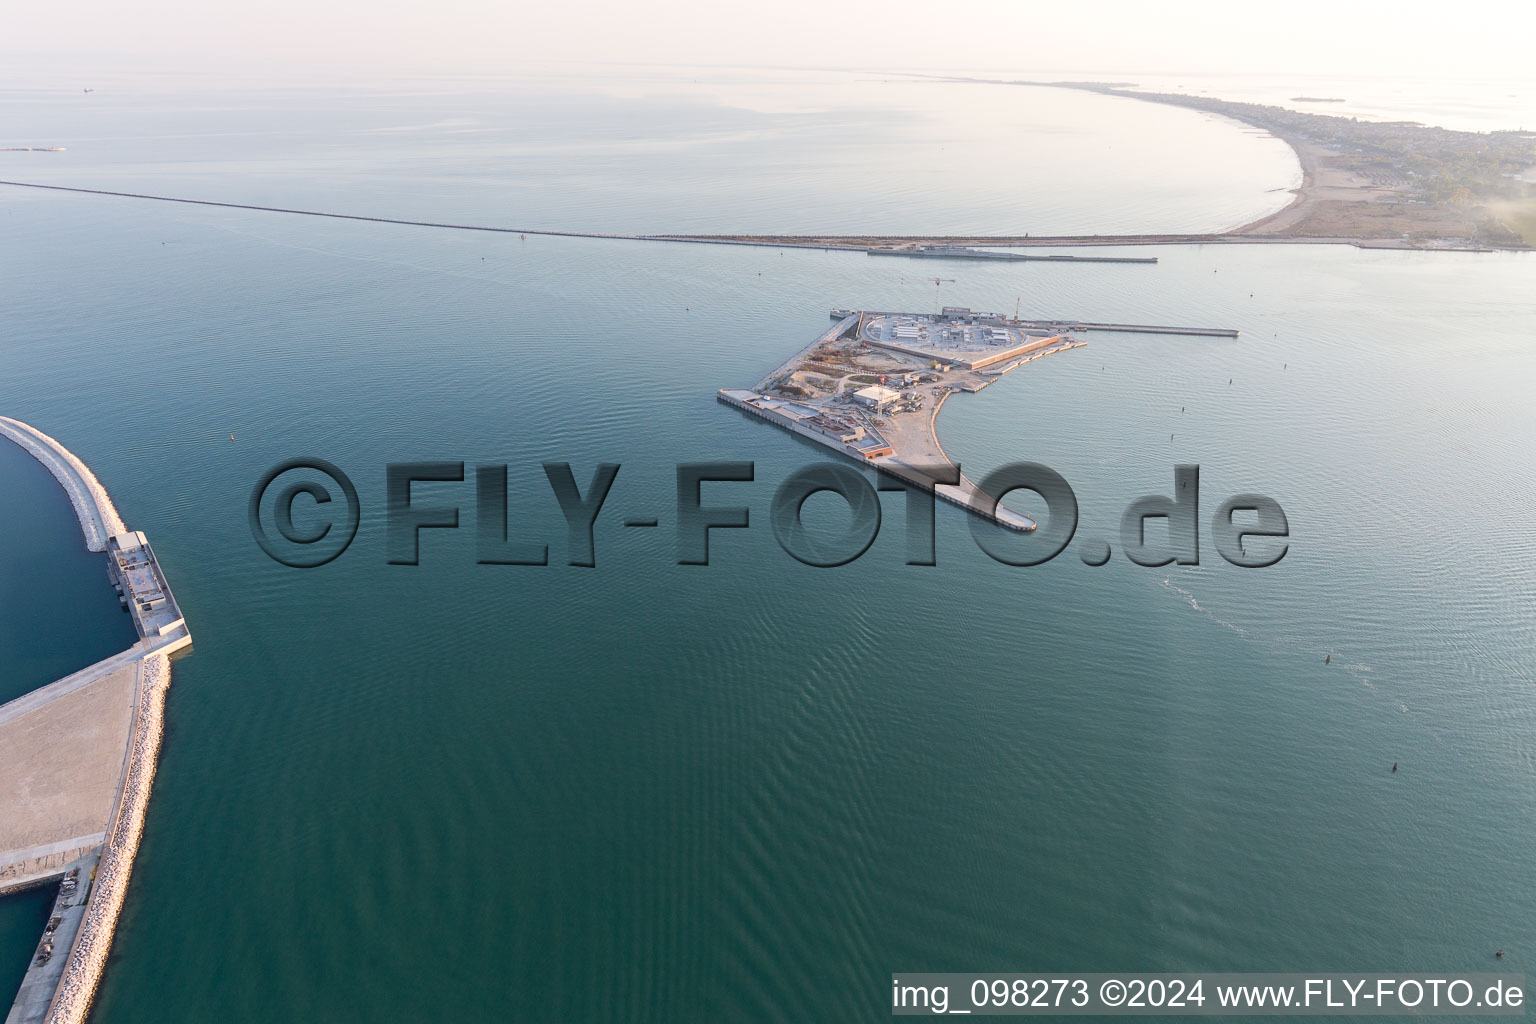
left=42, top=653, right=171, bottom=1024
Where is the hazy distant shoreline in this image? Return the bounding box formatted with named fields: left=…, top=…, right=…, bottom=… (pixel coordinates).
left=921, top=79, right=1536, bottom=249
left=5, top=80, right=1533, bottom=252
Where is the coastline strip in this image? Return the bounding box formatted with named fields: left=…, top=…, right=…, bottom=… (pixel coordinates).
left=2, top=180, right=1515, bottom=253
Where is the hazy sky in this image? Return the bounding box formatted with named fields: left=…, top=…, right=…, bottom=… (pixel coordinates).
left=6, top=0, right=1535, bottom=78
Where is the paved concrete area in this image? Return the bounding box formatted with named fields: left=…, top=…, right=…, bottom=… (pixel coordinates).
left=0, top=648, right=145, bottom=730
left=0, top=663, right=139, bottom=882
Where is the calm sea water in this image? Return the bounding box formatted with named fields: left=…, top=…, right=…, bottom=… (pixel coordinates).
left=0, top=68, right=1302, bottom=235
left=0, top=440, right=139, bottom=703
left=0, top=886, right=52, bottom=1008
left=1, top=72, right=1533, bottom=1022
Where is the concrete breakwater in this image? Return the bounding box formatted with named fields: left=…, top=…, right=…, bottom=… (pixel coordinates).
left=8, top=180, right=1517, bottom=254
left=1, top=418, right=190, bottom=1024
left=866, top=245, right=1159, bottom=264
left=0, top=418, right=124, bottom=551
left=39, top=653, right=171, bottom=1024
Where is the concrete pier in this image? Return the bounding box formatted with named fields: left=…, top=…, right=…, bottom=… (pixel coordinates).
left=0, top=419, right=191, bottom=1024
left=1011, top=320, right=1240, bottom=338
left=0, top=660, right=139, bottom=891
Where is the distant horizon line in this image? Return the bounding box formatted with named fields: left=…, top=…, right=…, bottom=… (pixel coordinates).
left=0, top=54, right=1526, bottom=84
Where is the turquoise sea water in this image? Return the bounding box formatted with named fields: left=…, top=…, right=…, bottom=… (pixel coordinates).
left=0, top=68, right=1301, bottom=235
left=0, top=440, right=139, bottom=703
left=0, top=886, right=53, bottom=1008
left=1, top=73, right=1534, bottom=1022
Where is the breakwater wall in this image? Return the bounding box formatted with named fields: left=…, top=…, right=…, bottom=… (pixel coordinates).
left=0, top=417, right=125, bottom=550
left=867, top=247, right=1158, bottom=264
left=716, top=389, right=1035, bottom=532
left=1013, top=320, right=1240, bottom=338
left=0, top=180, right=644, bottom=242
left=9, top=180, right=1513, bottom=254
left=41, top=652, right=170, bottom=1024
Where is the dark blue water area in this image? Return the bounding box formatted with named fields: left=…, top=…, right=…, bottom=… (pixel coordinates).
left=0, top=885, right=55, bottom=1009
left=0, top=438, right=140, bottom=704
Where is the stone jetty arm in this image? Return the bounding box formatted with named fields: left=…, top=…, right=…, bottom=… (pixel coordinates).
left=0, top=417, right=125, bottom=550
left=41, top=653, right=171, bottom=1024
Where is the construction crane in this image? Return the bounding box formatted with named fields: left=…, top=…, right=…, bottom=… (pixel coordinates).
left=895, top=275, right=956, bottom=312
left=931, top=276, right=956, bottom=312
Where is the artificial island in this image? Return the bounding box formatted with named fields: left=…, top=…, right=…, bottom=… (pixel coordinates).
left=0, top=417, right=192, bottom=1024
left=720, top=308, right=1236, bottom=531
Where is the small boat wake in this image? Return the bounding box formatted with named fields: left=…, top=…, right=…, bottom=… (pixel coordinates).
left=1159, top=576, right=1248, bottom=637
left=1156, top=577, right=1400, bottom=709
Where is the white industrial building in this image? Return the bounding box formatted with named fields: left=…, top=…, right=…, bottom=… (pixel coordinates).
left=851, top=385, right=900, bottom=411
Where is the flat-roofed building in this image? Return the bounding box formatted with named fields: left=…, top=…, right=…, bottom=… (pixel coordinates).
left=851, top=385, right=900, bottom=411
left=108, top=531, right=185, bottom=638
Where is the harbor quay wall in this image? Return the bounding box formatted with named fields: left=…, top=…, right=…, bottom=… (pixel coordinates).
left=871, top=460, right=1029, bottom=530
left=718, top=389, right=870, bottom=461
left=716, top=390, right=1034, bottom=533
left=0, top=838, right=106, bottom=897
